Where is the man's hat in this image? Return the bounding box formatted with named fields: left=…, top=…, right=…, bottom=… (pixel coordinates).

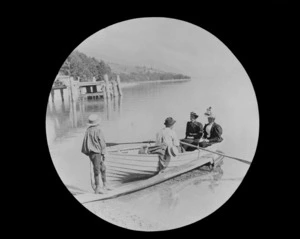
left=164, top=117, right=176, bottom=127
left=190, top=112, right=199, bottom=119
left=87, top=114, right=101, bottom=126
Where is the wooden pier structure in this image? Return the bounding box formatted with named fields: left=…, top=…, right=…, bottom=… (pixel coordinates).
left=77, top=81, right=105, bottom=100
left=51, top=74, right=122, bottom=102
left=51, top=75, right=69, bottom=102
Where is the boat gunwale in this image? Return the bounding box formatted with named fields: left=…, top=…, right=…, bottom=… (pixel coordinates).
left=105, top=156, right=204, bottom=165
left=108, top=148, right=201, bottom=158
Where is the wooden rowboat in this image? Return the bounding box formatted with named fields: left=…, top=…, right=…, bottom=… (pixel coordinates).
left=105, top=143, right=223, bottom=185
left=73, top=143, right=224, bottom=203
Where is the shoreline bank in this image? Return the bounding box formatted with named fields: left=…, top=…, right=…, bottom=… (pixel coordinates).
left=120, top=78, right=191, bottom=88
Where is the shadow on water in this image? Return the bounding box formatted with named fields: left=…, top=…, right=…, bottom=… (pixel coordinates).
left=151, top=164, right=225, bottom=209
left=66, top=184, right=88, bottom=193
left=192, top=165, right=224, bottom=186
left=118, top=174, right=155, bottom=184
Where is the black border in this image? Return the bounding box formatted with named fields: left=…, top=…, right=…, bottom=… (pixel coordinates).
left=22, top=10, right=287, bottom=236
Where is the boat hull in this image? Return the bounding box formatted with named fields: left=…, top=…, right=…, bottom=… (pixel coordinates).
left=103, top=143, right=222, bottom=185
left=76, top=144, right=224, bottom=203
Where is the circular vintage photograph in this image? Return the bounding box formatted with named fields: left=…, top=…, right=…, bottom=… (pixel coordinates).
left=46, top=17, right=259, bottom=231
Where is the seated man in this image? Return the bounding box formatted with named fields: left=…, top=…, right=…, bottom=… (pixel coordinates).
left=199, top=107, right=223, bottom=148
left=148, top=117, right=184, bottom=173
left=181, top=112, right=203, bottom=151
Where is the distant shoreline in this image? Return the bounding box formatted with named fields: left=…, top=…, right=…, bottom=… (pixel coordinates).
left=120, top=78, right=191, bottom=88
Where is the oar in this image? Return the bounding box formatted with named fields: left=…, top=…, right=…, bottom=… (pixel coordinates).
left=106, top=140, right=155, bottom=147
left=180, top=141, right=252, bottom=165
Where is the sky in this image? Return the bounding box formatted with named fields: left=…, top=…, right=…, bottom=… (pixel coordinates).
left=75, top=17, right=239, bottom=78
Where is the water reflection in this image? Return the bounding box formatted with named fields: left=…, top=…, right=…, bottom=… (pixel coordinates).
left=61, top=99, right=66, bottom=113
left=46, top=101, right=61, bottom=135
left=78, top=100, right=85, bottom=126
left=118, top=96, right=122, bottom=115
left=155, top=166, right=224, bottom=211
left=208, top=167, right=224, bottom=192
left=46, top=95, right=123, bottom=141
left=105, top=97, right=112, bottom=120
left=69, top=95, right=77, bottom=128
left=84, top=100, right=106, bottom=112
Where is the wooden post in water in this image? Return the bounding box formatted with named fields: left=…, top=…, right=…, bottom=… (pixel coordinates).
left=60, top=88, right=64, bottom=101
left=116, top=75, right=123, bottom=96
left=110, top=82, right=114, bottom=98
left=112, top=80, right=118, bottom=97
left=51, top=89, right=55, bottom=102
left=104, top=74, right=110, bottom=99
left=68, top=76, right=76, bottom=102
left=73, top=77, right=79, bottom=100
left=102, top=84, right=107, bottom=100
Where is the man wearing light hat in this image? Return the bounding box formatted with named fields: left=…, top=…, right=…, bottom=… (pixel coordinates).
left=81, top=114, right=111, bottom=194
left=199, top=107, right=223, bottom=148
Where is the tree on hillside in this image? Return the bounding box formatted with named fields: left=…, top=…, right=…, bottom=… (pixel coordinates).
left=58, top=50, right=191, bottom=83
left=59, top=56, right=71, bottom=76
left=96, top=60, right=111, bottom=81
left=58, top=51, right=112, bottom=81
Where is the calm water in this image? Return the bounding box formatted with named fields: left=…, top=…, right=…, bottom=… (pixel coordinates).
left=46, top=76, right=258, bottom=226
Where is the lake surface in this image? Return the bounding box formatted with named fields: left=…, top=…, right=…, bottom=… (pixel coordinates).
left=46, top=76, right=259, bottom=229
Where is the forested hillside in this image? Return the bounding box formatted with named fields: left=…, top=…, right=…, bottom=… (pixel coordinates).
left=59, top=51, right=191, bottom=82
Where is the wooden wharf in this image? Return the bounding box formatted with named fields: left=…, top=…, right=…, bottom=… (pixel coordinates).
left=51, top=74, right=122, bottom=102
